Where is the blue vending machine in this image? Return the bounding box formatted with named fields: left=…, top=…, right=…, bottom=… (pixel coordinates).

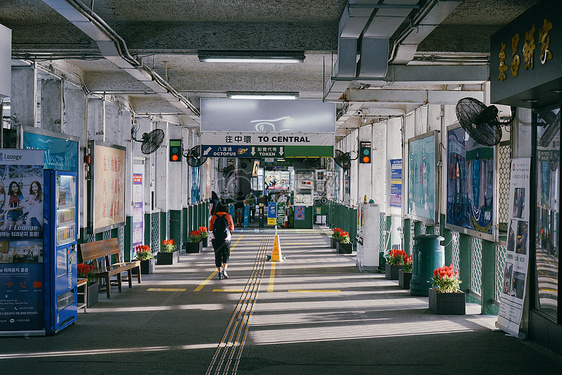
left=43, top=170, right=78, bottom=334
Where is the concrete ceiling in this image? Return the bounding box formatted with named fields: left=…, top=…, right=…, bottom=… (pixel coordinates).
left=1, top=0, right=542, bottom=134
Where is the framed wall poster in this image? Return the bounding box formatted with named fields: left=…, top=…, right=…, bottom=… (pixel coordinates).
left=407, top=131, right=438, bottom=224
left=88, top=141, right=126, bottom=233
left=445, top=124, right=496, bottom=241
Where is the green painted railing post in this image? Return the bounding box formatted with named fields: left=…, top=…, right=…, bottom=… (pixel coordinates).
left=459, top=233, right=472, bottom=295
left=481, top=240, right=498, bottom=315
left=124, top=216, right=132, bottom=261
left=440, top=215, right=453, bottom=265
left=403, top=218, right=411, bottom=254
left=386, top=216, right=392, bottom=252
left=144, top=213, right=151, bottom=249
left=170, top=209, right=182, bottom=253
left=414, top=221, right=422, bottom=237
left=160, top=211, right=167, bottom=245
left=183, top=207, right=188, bottom=248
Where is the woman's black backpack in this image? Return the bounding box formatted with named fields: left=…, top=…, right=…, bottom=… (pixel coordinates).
left=213, top=214, right=229, bottom=240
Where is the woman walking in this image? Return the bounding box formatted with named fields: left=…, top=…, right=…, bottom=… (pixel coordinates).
left=209, top=202, right=234, bottom=280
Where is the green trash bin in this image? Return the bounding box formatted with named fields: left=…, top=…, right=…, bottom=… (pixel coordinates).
left=410, top=234, right=445, bottom=296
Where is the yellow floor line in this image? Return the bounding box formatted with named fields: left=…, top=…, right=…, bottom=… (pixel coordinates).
left=147, top=288, right=187, bottom=292
left=268, top=262, right=276, bottom=293
left=288, top=289, right=341, bottom=293
left=194, top=236, right=243, bottom=292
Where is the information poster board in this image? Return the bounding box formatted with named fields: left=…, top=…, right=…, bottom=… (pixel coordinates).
left=497, top=158, right=531, bottom=338
left=22, top=126, right=79, bottom=172
left=0, top=149, right=45, bottom=333
left=446, top=125, right=496, bottom=240
left=407, top=131, right=437, bottom=223
left=89, top=141, right=126, bottom=233
left=390, top=159, right=402, bottom=208
left=132, top=162, right=144, bottom=253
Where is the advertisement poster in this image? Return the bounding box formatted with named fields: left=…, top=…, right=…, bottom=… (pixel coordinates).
left=132, top=171, right=144, bottom=252
left=408, top=132, right=436, bottom=222
left=497, top=158, right=531, bottom=338
left=264, top=171, right=290, bottom=191
left=390, top=159, right=402, bottom=208
left=446, top=126, right=495, bottom=238
left=0, top=149, right=45, bottom=332
left=92, top=143, right=126, bottom=232
left=267, top=202, right=277, bottom=226
left=23, top=129, right=79, bottom=172
left=277, top=202, right=286, bottom=226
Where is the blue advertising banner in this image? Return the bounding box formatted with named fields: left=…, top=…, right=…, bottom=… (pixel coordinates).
left=390, top=159, right=402, bottom=208
left=267, top=202, right=277, bottom=225
left=446, top=126, right=495, bottom=237
left=23, top=131, right=78, bottom=172
left=0, top=149, right=45, bottom=333
left=408, top=132, right=437, bottom=223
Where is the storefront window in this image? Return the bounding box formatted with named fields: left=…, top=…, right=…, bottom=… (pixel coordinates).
left=535, top=107, right=560, bottom=320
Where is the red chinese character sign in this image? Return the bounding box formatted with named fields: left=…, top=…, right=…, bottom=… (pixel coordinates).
left=89, top=141, right=126, bottom=233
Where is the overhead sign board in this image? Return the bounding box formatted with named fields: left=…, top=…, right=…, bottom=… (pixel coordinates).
left=201, top=98, right=335, bottom=133
left=201, top=145, right=333, bottom=158
left=200, top=132, right=334, bottom=147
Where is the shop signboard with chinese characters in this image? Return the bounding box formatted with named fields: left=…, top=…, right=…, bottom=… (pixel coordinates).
left=497, top=158, right=531, bottom=338
left=490, top=0, right=561, bottom=109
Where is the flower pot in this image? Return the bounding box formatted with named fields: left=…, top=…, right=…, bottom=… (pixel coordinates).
left=78, top=281, right=98, bottom=307
left=202, top=237, right=208, bottom=247
left=140, top=258, right=156, bottom=274
left=399, top=269, right=412, bottom=289
left=385, top=263, right=401, bottom=280
left=428, top=288, right=466, bottom=315
left=331, top=238, right=338, bottom=249
left=157, top=251, right=178, bottom=265
left=186, top=241, right=202, bottom=253
left=337, top=242, right=353, bottom=254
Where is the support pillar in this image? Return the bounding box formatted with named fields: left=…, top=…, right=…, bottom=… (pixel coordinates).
left=10, top=66, right=37, bottom=127
left=481, top=240, right=498, bottom=315
left=459, top=233, right=472, bottom=295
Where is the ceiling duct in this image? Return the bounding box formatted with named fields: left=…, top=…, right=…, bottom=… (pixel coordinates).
left=41, top=0, right=199, bottom=118
left=325, top=0, right=462, bottom=101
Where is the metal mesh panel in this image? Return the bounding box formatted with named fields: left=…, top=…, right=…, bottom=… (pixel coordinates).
left=84, top=232, right=95, bottom=243
left=452, top=231, right=460, bottom=269
left=410, top=220, right=415, bottom=254
left=495, top=244, right=507, bottom=302
left=420, top=222, right=426, bottom=234
left=434, top=224, right=440, bottom=235
left=102, top=230, right=111, bottom=240
left=471, top=237, right=483, bottom=296
left=498, top=143, right=512, bottom=225
left=151, top=212, right=160, bottom=252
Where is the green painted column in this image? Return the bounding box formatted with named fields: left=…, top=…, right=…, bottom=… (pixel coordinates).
left=426, top=224, right=435, bottom=235
left=124, top=215, right=132, bottom=261
left=160, top=211, right=167, bottom=246
left=440, top=215, right=453, bottom=265
left=183, top=207, right=188, bottom=248
left=144, top=213, right=151, bottom=248
left=403, top=218, right=411, bottom=254
left=386, top=216, right=392, bottom=252
left=481, top=240, right=498, bottom=315
left=414, top=221, right=422, bottom=237
left=459, top=233, right=472, bottom=295
left=170, top=209, right=182, bottom=253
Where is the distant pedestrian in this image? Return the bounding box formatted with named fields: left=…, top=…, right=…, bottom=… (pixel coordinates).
left=235, top=191, right=244, bottom=226
left=209, top=201, right=235, bottom=280
left=245, top=189, right=257, bottom=223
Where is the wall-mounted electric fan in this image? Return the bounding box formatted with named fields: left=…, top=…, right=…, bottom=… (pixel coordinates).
left=333, top=149, right=352, bottom=170
left=131, top=128, right=165, bottom=154
left=185, top=146, right=208, bottom=167
left=455, top=97, right=515, bottom=146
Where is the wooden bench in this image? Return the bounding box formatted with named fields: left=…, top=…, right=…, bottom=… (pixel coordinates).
left=80, top=238, right=141, bottom=298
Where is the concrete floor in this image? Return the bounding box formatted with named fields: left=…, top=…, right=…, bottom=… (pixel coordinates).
left=1, top=227, right=562, bottom=374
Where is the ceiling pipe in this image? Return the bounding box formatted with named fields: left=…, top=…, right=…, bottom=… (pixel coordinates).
left=41, top=0, right=200, bottom=118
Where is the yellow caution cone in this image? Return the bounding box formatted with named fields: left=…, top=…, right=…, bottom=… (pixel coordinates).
left=271, top=234, right=284, bottom=262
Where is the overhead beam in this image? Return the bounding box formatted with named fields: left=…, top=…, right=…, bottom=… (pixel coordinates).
left=345, top=89, right=484, bottom=104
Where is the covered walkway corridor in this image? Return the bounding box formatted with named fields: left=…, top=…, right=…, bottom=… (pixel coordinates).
left=1, top=228, right=561, bottom=374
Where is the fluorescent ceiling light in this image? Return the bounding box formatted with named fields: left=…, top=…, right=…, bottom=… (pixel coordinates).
left=199, top=51, right=305, bottom=63
left=227, top=92, right=299, bottom=100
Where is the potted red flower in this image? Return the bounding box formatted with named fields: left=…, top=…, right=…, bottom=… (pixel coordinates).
left=331, top=228, right=343, bottom=249
left=385, top=249, right=407, bottom=280
left=429, top=264, right=465, bottom=315
left=158, top=239, right=179, bottom=265
left=399, top=254, right=413, bottom=289
left=77, top=262, right=98, bottom=307
left=186, top=230, right=202, bottom=253
left=134, top=244, right=155, bottom=274
left=336, top=231, right=353, bottom=254
left=199, top=226, right=209, bottom=247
